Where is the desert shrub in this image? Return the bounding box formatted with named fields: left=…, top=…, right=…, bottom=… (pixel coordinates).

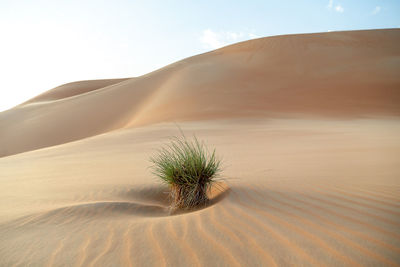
left=150, top=135, right=221, bottom=210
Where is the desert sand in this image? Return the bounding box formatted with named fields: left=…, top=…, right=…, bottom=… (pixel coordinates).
left=0, top=29, right=400, bottom=266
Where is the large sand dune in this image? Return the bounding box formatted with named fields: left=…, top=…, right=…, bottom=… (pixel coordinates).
left=1, top=29, right=400, bottom=266
left=1, top=29, right=399, bottom=157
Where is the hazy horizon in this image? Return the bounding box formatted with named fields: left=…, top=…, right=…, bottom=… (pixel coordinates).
left=1, top=0, right=399, bottom=111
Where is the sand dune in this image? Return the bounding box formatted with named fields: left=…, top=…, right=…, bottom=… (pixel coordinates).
left=1, top=29, right=399, bottom=157
left=0, top=29, right=400, bottom=266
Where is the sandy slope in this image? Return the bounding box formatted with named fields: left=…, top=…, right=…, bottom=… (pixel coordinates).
left=1, top=29, right=400, bottom=157
left=0, top=29, right=400, bottom=266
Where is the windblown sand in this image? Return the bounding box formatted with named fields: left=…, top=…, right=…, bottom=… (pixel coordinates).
left=1, top=29, right=400, bottom=266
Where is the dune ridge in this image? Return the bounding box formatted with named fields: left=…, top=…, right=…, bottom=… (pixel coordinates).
left=1, top=29, right=399, bottom=157
left=0, top=29, right=400, bottom=266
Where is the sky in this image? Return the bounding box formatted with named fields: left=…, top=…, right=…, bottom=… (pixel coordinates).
left=1, top=0, right=399, bottom=112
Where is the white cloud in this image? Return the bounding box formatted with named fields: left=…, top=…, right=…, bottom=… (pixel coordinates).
left=200, top=29, right=259, bottom=49
left=199, top=29, right=224, bottom=49
left=327, top=1, right=344, bottom=13
left=226, top=31, right=244, bottom=40
left=372, top=6, right=381, bottom=15
left=248, top=33, right=260, bottom=39
left=335, top=5, right=344, bottom=13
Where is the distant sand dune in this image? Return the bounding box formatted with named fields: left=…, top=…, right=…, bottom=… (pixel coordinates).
left=0, top=29, right=400, bottom=266
left=22, top=78, right=130, bottom=105
left=1, top=29, right=399, bottom=157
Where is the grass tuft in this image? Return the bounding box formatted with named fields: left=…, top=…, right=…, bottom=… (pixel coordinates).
left=150, top=135, right=221, bottom=210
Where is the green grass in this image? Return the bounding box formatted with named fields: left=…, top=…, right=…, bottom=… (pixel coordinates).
left=150, top=135, right=221, bottom=210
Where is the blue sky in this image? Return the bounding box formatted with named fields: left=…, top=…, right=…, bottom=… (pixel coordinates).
left=1, top=0, right=399, bottom=111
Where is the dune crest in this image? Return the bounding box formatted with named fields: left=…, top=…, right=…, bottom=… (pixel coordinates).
left=22, top=78, right=130, bottom=105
